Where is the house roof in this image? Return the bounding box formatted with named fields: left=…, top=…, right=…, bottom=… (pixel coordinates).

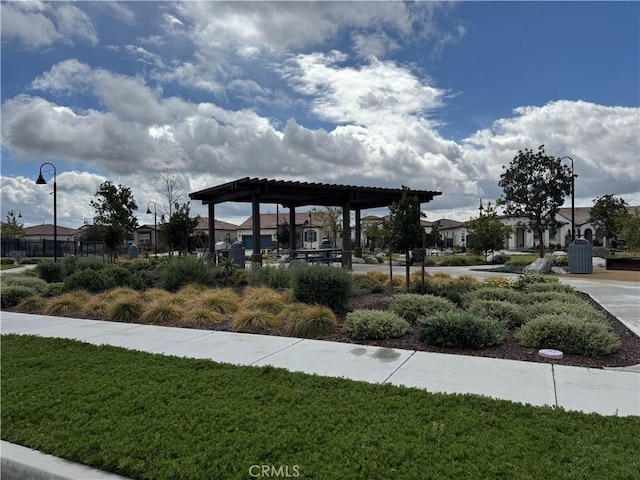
left=237, top=212, right=326, bottom=230
left=23, top=224, right=79, bottom=236
left=195, top=217, right=239, bottom=231
left=190, top=177, right=441, bottom=210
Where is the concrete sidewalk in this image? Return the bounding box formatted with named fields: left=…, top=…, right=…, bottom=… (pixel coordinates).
left=2, top=311, right=638, bottom=417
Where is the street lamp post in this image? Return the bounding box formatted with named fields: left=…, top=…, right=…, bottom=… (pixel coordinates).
left=146, top=201, right=158, bottom=255
left=36, top=163, right=57, bottom=262
left=559, top=156, right=575, bottom=243
left=11, top=209, right=22, bottom=239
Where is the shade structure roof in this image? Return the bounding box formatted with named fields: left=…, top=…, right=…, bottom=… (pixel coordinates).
left=190, top=177, right=442, bottom=209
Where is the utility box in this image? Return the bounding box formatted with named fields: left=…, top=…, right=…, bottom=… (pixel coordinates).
left=229, top=241, right=246, bottom=269
left=569, top=239, right=593, bottom=274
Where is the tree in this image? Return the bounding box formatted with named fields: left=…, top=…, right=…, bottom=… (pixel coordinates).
left=90, top=181, right=138, bottom=259
left=155, top=170, right=186, bottom=218
left=426, top=220, right=442, bottom=248
left=588, top=194, right=629, bottom=247
left=388, top=186, right=425, bottom=291
left=1, top=210, right=25, bottom=238
left=498, top=145, right=572, bottom=257
left=161, top=202, right=199, bottom=255
left=312, top=206, right=343, bottom=245
left=465, top=202, right=513, bottom=260
left=620, top=210, right=640, bottom=250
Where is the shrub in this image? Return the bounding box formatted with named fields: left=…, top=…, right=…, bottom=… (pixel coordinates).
left=67, top=269, right=106, bottom=293
left=389, top=294, right=456, bottom=324
left=283, top=304, right=337, bottom=338
left=248, top=265, right=291, bottom=290
left=437, top=255, right=485, bottom=266
left=592, top=246, right=610, bottom=258
left=15, top=296, right=46, bottom=313
left=482, top=277, right=515, bottom=289
left=1, top=286, right=36, bottom=309
left=466, top=299, right=528, bottom=328
left=513, top=273, right=558, bottom=291
left=290, top=264, right=352, bottom=312
left=488, top=253, right=510, bottom=265
left=550, top=255, right=569, bottom=267
left=180, top=307, right=226, bottom=328
left=45, top=293, right=86, bottom=316
left=19, top=258, right=40, bottom=265
left=101, top=265, right=141, bottom=290
left=353, top=271, right=391, bottom=291
left=506, top=257, right=536, bottom=267
left=515, top=314, right=620, bottom=357
left=36, top=262, right=64, bottom=283
left=524, top=282, right=575, bottom=294
left=141, top=299, right=184, bottom=325
left=343, top=310, right=409, bottom=340
left=107, top=296, right=144, bottom=322
left=527, top=292, right=584, bottom=305
left=1, top=274, right=48, bottom=294
left=1, top=257, right=15, bottom=265
left=43, top=282, right=65, bottom=298
left=420, top=312, right=506, bottom=349
left=460, top=287, right=527, bottom=307
left=231, top=310, right=281, bottom=333
left=161, top=256, right=213, bottom=292
left=61, top=256, right=105, bottom=278
left=524, top=301, right=608, bottom=326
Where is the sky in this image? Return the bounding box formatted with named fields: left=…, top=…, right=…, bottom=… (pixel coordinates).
left=1, top=1, right=639, bottom=230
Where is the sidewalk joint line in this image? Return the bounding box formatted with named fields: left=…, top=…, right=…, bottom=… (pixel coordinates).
left=250, top=338, right=306, bottom=365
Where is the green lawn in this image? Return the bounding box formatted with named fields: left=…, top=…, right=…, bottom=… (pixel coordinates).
left=0, top=264, right=21, bottom=271
left=2, top=335, right=639, bottom=480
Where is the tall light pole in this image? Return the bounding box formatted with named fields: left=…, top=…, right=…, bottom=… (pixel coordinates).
left=559, top=156, right=575, bottom=243
left=146, top=201, right=158, bottom=255
left=36, top=163, right=57, bottom=262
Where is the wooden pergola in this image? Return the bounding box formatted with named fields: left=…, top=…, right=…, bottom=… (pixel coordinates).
left=189, top=177, right=442, bottom=268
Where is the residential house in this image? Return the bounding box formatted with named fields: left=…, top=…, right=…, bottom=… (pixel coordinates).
left=237, top=212, right=329, bottom=251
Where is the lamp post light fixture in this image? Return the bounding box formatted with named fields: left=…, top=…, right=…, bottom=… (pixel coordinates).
left=36, top=162, right=57, bottom=262
left=559, top=156, right=575, bottom=243
left=478, top=198, right=484, bottom=216
left=146, top=201, right=159, bottom=255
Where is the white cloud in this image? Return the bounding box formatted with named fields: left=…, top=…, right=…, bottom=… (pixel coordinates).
left=0, top=2, right=97, bottom=48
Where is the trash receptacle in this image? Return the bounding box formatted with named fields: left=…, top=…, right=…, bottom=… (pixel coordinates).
left=229, top=242, right=246, bottom=269
left=569, top=239, right=592, bottom=274
left=128, top=244, right=139, bottom=260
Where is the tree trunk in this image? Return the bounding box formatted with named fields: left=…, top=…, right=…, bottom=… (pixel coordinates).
left=538, top=228, right=545, bottom=258
left=405, top=250, right=411, bottom=293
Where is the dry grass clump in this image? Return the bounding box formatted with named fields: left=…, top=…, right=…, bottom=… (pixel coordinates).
left=83, top=297, right=108, bottom=318
left=44, top=293, right=86, bottom=316
left=139, top=288, right=173, bottom=304
left=231, top=309, right=281, bottom=333
left=141, top=298, right=184, bottom=325
left=240, top=287, right=286, bottom=314
left=179, top=307, right=226, bottom=328
left=101, top=287, right=138, bottom=302
left=16, top=296, right=47, bottom=314
left=191, top=288, right=241, bottom=314
left=282, top=304, right=337, bottom=338
left=176, top=283, right=208, bottom=301
left=107, top=296, right=144, bottom=322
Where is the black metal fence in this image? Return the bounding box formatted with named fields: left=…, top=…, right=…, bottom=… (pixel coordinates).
left=1, top=239, right=105, bottom=259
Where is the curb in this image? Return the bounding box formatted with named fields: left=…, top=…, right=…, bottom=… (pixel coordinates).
left=1, top=441, right=131, bottom=480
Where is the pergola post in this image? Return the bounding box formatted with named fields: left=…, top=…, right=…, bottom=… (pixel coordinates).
left=289, top=207, right=296, bottom=257
left=354, top=209, right=362, bottom=259
left=342, top=200, right=352, bottom=269
left=251, top=194, right=262, bottom=266
left=208, top=203, right=216, bottom=254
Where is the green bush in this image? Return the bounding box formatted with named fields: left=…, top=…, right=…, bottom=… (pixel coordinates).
left=343, top=310, right=409, bottom=340
left=524, top=282, right=574, bottom=294
left=389, top=294, right=455, bottom=324
left=420, top=312, right=506, bottom=348
left=43, top=282, right=65, bottom=298
left=549, top=255, right=569, bottom=267
left=515, top=314, right=620, bottom=357
left=19, top=258, right=40, bottom=265
left=63, top=269, right=113, bottom=293
left=61, top=256, right=105, bottom=278
left=466, top=299, right=528, bottom=328
left=527, top=291, right=585, bottom=305
left=513, top=273, right=558, bottom=291
left=506, top=257, right=536, bottom=267
left=437, top=255, right=485, bottom=266
left=1, top=274, right=48, bottom=294
left=592, top=246, right=610, bottom=258
left=1, top=257, right=15, bottom=265
left=460, top=287, right=527, bottom=307
left=161, top=256, right=214, bottom=292
left=524, top=301, right=608, bottom=326
left=36, top=261, right=64, bottom=283
left=1, top=286, right=36, bottom=309
left=488, top=253, right=510, bottom=265
left=247, top=265, right=291, bottom=290
left=290, top=264, right=352, bottom=312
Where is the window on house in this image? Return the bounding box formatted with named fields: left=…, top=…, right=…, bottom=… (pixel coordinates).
left=139, top=232, right=151, bottom=245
